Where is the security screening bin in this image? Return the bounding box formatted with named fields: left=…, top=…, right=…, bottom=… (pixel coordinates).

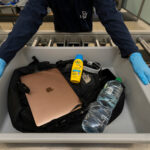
left=0, top=46, right=150, bottom=143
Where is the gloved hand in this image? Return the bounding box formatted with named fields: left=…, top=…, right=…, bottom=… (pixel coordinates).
left=130, top=52, right=150, bottom=85
left=0, top=58, right=7, bottom=77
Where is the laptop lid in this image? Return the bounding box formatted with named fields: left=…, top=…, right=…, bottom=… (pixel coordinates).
left=21, top=68, right=81, bottom=127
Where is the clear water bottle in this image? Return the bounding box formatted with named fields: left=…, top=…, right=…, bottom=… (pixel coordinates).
left=82, top=78, right=123, bottom=133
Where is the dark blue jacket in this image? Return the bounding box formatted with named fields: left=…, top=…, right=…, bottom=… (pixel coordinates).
left=0, top=0, right=138, bottom=63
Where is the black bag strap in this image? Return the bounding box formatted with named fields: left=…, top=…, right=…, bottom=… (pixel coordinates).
left=56, top=59, right=74, bottom=68
left=17, top=82, right=30, bottom=94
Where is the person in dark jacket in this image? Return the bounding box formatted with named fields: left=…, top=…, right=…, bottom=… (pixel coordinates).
left=0, top=0, right=150, bottom=85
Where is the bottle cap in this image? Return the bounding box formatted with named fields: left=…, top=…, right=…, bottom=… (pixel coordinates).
left=116, top=77, right=122, bottom=82
left=75, top=54, right=83, bottom=61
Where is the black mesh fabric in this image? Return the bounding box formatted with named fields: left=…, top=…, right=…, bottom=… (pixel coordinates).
left=8, top=57, right=125, bottom=133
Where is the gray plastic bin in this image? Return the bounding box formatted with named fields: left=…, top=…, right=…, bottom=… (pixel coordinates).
left=0, top=47, right=150, bottom=143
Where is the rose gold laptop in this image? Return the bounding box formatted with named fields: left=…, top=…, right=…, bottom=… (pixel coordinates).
left=21, top=68, right=81, bottom=127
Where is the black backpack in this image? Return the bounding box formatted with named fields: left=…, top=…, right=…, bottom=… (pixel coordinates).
left=8, top=57, right=125, bottom=133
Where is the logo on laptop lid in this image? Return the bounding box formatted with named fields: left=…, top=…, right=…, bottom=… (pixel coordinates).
left=46, top=87, right=54, bottom=93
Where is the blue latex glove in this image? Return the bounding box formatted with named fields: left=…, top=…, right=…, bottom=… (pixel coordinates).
left=0, top=58, right=6, bottom=77
left=130, top=52, right=150, bottom=85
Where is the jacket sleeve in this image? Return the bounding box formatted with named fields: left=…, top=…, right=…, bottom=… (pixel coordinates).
left=94, top=0, right=139, bottom=58
left=0, top=0, right=48, bottom=63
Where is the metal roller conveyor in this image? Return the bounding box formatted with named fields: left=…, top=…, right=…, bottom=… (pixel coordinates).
left=138, top=37, right=150, bottom=54
left=0, top=31, right=150, bottom=53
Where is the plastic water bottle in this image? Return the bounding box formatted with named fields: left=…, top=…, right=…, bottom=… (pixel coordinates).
left=82, top=78, right=123, bottom=133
